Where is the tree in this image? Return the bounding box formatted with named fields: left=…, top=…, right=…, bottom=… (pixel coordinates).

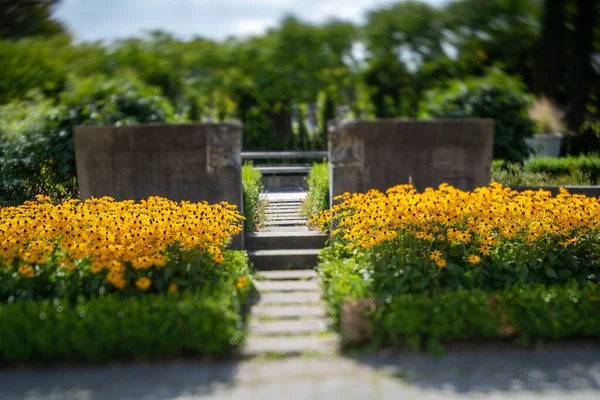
left=0, top=0, right=67, bottom=39
left=536, top=0, right=566, bottom=101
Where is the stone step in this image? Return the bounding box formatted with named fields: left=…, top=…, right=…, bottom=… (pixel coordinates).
left=252, top=305, right=327, bottom=319
left=248, top=249, right=321, bottom=270
left=266, top=215, right=305, bottom=220
left=249, top=318, right=327, bottom=335
left=267, top=201, right=303, bottom=207
left=246, top=232, right=327, bottom=250
left=258, top=270, right=317, bottom=280
left=265, top=203, right=301, bottom=211
left=243, top=336, right=336, bottom=356
left=253, top=279, right=319, bottom=292
left=259, top=291, right=322, bottom=305
left=263, top=219, right=307, bottom=227
left=259, top=226, right=312, bottom=234
left=265, top=211, right=302, bottom=216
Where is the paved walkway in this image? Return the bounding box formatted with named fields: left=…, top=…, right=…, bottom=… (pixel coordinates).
left=2, top=347, right=600, bottom=399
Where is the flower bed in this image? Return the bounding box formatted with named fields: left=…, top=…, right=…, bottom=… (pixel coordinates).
left=313, top=183, right=600, bottom=349
left=0, top=195, right=252, bottom=363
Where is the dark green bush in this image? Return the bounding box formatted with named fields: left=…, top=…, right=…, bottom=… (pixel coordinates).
left=0, top=75, right=176, bottom=206
left=242, top=163, right=266, bottom=232
left=421, top=68, right=535, bottom=163
left=0, top=287, right=248, bottom=364
left=375, top=282, right=600, bottom=353
left=525, top=155, right=600, bottom=185
left=0, top=93, right=73, bottom=205
left=301, top=160, right=329, bottom=222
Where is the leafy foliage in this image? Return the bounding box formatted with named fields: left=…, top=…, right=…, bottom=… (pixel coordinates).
left=421, top=69, right=536, bottom=163
left=0, top=75, right=176, bottom=205
left=491, top=159, right=594, bottom=186
left=524, top=155, right=600, bottom=185
left=377, top=281, right=600, bottom=353
left=242, top=163, right=266, bottom=232
left=0, top=286, right=249, bottom=363
left=301, top=161, right=330, bottom=222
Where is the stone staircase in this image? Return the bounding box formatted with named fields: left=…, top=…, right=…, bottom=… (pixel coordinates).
left=244, top=192, right=335, bottom=356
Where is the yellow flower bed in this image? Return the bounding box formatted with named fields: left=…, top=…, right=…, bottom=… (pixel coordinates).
left=316, top=182, right=600, bottom=252
left=313, top=183, right=600, bottom=290
left=1, top=195, right=243, bottom=296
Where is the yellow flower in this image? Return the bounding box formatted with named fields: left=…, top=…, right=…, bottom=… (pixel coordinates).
left=135, top=277, right=151, bottom=291
left=168, top=283, right=178, bottom=293
left=478, top=245, right=492, bottom=256
left=436, top=259, right=447, bottom=268
left=429, top=250, right=442, bottom=261
left=236, top=276, right=248, bottom=289
left=18, top=265, right=35, bottom=278
left=468, top=255, right=481, bottom=265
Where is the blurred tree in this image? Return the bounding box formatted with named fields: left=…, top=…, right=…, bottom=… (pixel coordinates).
left=443, top=0, right=542, bottom=89
left=0, top=0, right=67, bottom=38
left=565, top=0, right=598, bottom=134
left=536, top=0, right=566, bottom=101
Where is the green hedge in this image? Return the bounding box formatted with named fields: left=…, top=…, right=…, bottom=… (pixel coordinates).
left=301, top=161, right=329, bottom=222
left=0, top=286, right=249, bottom=364
left=375, top=282, right=600, bottom=353
left=525, top=155, right=600, bottom=185
left=242, top=163, right=266, bottom=232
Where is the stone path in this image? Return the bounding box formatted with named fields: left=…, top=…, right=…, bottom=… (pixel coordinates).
left=244, top=191, right=334, bottom=356
left=3, top=347, right=600, bottom=399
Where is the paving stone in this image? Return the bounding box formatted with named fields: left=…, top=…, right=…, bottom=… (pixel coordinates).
left=258, top=270, right=317, bottom=280
left=252, top=304, right=326, bottom=319
left=250, top=318, right=327, bottom=335
left=258, top=291, right=322, bottom=305
left=253, top=279, right=319, bottom=292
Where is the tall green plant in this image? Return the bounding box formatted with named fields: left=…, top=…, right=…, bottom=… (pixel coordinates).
left=241, top=163, right=266, bottom=232
left=302, top=161, right=330, bottom=222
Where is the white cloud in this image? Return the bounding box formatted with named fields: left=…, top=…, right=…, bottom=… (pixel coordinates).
left=232, top=18, right=277, bottom=36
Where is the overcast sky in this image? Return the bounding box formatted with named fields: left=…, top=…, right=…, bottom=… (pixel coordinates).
left=55, top=0, right=446, bottom=42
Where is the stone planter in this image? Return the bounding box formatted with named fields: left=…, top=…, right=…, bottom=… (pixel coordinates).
left=525, top=133, right=562, bottom=158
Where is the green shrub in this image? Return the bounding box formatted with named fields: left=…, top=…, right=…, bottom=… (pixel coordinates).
left=316, top=244, right=371, bottom=327
left=0, top=92, right=75, bottom=206
left=0, top=286, right=249, bottom=364
left=242, top=163, right=266, bottom=232
left=375, top=282, right=600, bottom=353
left=525, top=155, right=600, bottom=185
left=421, top=68, right=535, bottom=163
left=0, top=75, right=176, bottom=206
left=0, top=37, right=69, bottom=104
left=491, top=159, right=593, bottom=186
left=301, top=160, right=329, bottom=222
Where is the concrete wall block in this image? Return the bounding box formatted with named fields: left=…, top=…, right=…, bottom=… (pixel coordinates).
left=73, top=123, right=243, bottom=247
left=329, top=119, right=494, bottom=199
